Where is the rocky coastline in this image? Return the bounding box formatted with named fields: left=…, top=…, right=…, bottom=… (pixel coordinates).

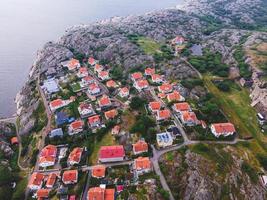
left=13, top=0, right=267, bottom=198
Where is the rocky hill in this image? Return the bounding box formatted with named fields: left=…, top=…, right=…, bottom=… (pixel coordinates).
left=15, top=0, right=267, bottom=199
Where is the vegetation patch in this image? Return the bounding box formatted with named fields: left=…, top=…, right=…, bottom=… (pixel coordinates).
left=188, top=50, right=228, bottom=77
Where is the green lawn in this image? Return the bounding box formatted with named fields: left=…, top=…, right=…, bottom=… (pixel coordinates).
left=137, top=37, right=162, bottom=55
left=203, top=75, right=267, bottom=150
left=70, top=82, right=82, bottom=92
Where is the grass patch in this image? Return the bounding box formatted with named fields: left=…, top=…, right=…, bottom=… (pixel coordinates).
left=70, top=82, right=82, bottom=92
left=88, top=132, right=117, bottom=165
left=203, top=75, right=267, bottom=149
left=136, top=37, right=162, bottom=55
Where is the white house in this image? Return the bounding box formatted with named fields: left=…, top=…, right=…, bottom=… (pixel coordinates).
left=210, top=123, right=236, bottom=137
left=156, top=132, right=173, bottom=148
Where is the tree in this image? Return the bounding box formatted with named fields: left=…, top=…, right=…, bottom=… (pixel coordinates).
left=129, top=97, right=147, bottom=110
left=0, top=165, right=13, bottom=185
left=217, top=81, right=230, bottom=92
left=110, top=66, right=123, bottom=80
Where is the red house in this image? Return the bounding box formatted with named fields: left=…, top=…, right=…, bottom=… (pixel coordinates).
left=99, top=145, right=125, bottom=163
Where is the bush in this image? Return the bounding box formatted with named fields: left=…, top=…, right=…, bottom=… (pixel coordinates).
left=241, top=162, right=258, bottom=183
left=256, top=154, right=267, bottom=170
left=188, top=50, right=228, bottom=77
left=217, top=81, right=230, bottom=92
left=129, top=96, right=147, bottom=110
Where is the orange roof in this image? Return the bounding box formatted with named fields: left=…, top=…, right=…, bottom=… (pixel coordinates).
left=106, top=80, right=117, bottom=88
left=68, top=147, right=83, bottom=163
left=167, top=91, right=181, bottom=102
left=28, top=172, right=44, bottom=187
left=158, top=83, right=172, bottom=93
left=131, top=72, right=143, bottom=80
left=145, top=68, right=155, bottom=76
left=134, top=157, right=151, bottom=170
left=149, top=101, right=161, bottom=111
left=212, top=123, right=236, bottom=133
left=69, top=59, right=80, bottom=67
left=94, top=64, right=103, bottom=71
left=87, top=187, right=105, bottom=200
left=99, top=95, right=111, bottom=107
left=151, top=74, right=162, bottom=82
left=83, top=75, right=94, bottom=82
left=79, top=67, right=88, bottom=73
left=104, top=109, right=118, bottom=120
left=88, top=57, right=96, bottom=65
left=37, top=189, right=50, bottom=198
left=158, top=109, right=171, bottom=119
left=136, top=79, right=149, bottom=88
left=158, top=93, right=166, bottom=99
left=174, top=102, right=190, bottom=112
left=62, top=170, right=78, bottom=183
left=88, top=115, right=101, bottom=125
left=39, top=145, right=57, bottom=165
left=50, top=99, right=64, bottom=108
left=46, top=173, right=57, bottom=188
left=70, top=120, right=84, bottom=130
left=133, top=140, right=148, bottom=153
left=105, top=189, right=115, bottom=200
left=91, top=165, right=106, bottom=178
left=98, top=71, right=109, bottom=78
left=182, top=111, right=198, bottom=123
left=120, top=87, right=129, bottom=94
left=11, top=137, right=18, bottom=144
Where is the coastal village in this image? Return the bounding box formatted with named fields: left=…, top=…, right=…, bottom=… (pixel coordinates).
left=19, top=36, right=247, bottom=200
left=1, top=1, right=267, bottom=199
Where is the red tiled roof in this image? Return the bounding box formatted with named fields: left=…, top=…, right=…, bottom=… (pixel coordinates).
left=94, top=64, right=103, bottom=71
left=158, top=109, right=171, bottom=119
left=167, top=91, right=181, bottom=102
left=158, top=93, right=166, bottom=99
left=134, top=157, right=152, bottom=170
left=28, top=172, right=44, bottom=187
left=91, top=165, right=106, bottom=178
left=89, top=82, right=100, bottom=91
left=88, top=57, right=95, bottom=65
left=212, top=123, right=236, bottom=134
left=105, top=189, right=115, bottom=200
left=149, top=101, right=161, bottom=111
left=46, top=173, right=57, bottom=188
left=136, top=79, right=149, bottom=88
left=40, top=145, right=57, bottom=158
left=106, top=80, right=117, bottom=88
left=69, top=59, right=80, bottom=67
left=99, top=145, right=125, bottom=159
left=99, top=95, right=111, bottom=107
left=68, top=147, right=83, bottom=163
left=50, top=99, right=64, bottom=108
left=88, top=115, right=101, bottom=125
left=158, top=83, right=172, bottom=93
left=83, top=76, right=94, bottom=82
left=131, top=72, right=143, bottom=80
left=174, top=102, right=190, bottom=112
left=98, top=71, right=109, bottom=78
left=70, top=120, right=84, bottom=130
left=62, top=170, right=78, bottom=183
left=145, top=68, right=155, bottom=76
left=79, top=67, right=88, bottom=74
left=133, top=140, right=148, bottom=153
left=37, top=189, right=50, bottom=198
left=11, top=137, right=18, bottom=144
left=182, top=111, right=198, bottom=123
left=120, top=87, right=129, bottom=94
left=104, top=109, right=118, bottom=120
left=151, top=74, right=162, bottom=82
left=87, top=187, right=105, bottom=200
